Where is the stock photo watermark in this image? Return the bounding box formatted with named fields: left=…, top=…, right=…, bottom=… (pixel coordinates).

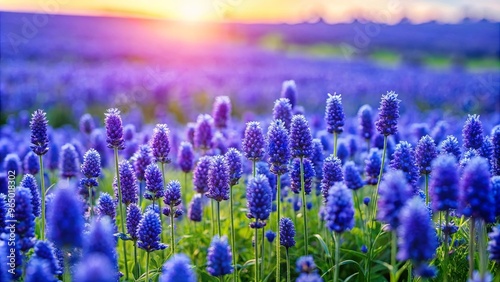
left=7, top=0, right=69, bottom=53
left=6, top=170, right=17, bottom=275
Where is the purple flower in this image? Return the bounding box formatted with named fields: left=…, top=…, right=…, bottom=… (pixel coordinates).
left=20, top=174, right=41, bottom=217
left=281, top=80, right=297, bottom=109
left=144, top=163, right=164, bottom=201
left=459, top=157, right=494, bottom=222
left=207, top=155, right=230, bottom=202
left=83, top=217, right=118, bottom=279
left=326, top=183, right=355, bottom=233
left=151, top=124, right=171, bottom=164
left=194, top=114, right=214, bottom=151
left=25, top=259, right=56, bottom=282
left=358, top=104, right=374, bottom=141
left=160, top=254, right=197, bottom=282
left=267, top=119, right=290, bottom=175
left=24, top=151, right=40, bottom=175
left=186, top=122, right=196, bottom=145
left=440, top=135, right=461, bottom=161
left=164, top=180, right=182, bottom=207
left=415, top=135, right=438, bottom=175
left=246, top=174, right=273, bottom=228
left=206, top=235, right=233, bottom=276
left=321, top=154, right=343, bottom=202
left=213, top=96, right=232, bottom=129
left=290, top=115, right=313, bottom=159
left=137, top=210, right=167, bottom=252
left=311, top=139, right=324, bottom=180
left=273, top=98, right=293, bottom=130
left=375, top=91, right=400, bottom=136
left=296, top=255, right=316, bottom=274
left=343, top=161, right=364, bottom=190
left=491, top=125, right=500, bottom=176
left=397, top=197, right=437, bottom=274
left=431, top=120, right=448, bottom=145
left=290, top=158, right=315, bottom=195
left=59, top=143, right=80, bottom=179
left=15, top=187, right=36, bottom=251
left=242, top=121, right=266, bottom=161
left=488, top=225, right=500, bottom=262
left=32, top=241, right=62, bottom=276
left=225, top=148, right=243, bottom=186
left=492, top=176, right=500, bottom=216
left=48, top=186, right=84, bottom=249
left=462, top=114, right=484, bottom=150
left=79, top=113, right=95, bottom=135
left=132, top=144, right=153, bottom=181
left=429, top=155, right=459, bottom=211
left=188, top=194, right=203, bottom=222
left=118, top=160, right=138, bottom=205
left=104, top=108, right=124, bottom=150
left=337, top=140, right=349, bottom=164
left=123, top=124, right=136, bottom=141
left=126, top=203, right=142, bottom=240
left=81, top=148, right=101, bottom=179
left=3, top=153, right=21, bottom=176
left=193, top=156, right=212, bottom=194
left=296, top=273, right=323, bottom=282
left=280, top=217, right=296, bottom=248
left=265, top=230, right=276, bottom=243
left=390, top=141, right=419, bottom=192
left=177, top=141, right=195, bottom=174
left=74, top=254, right=116, bottom=282
left=97, top=193, right=116, bottom=220
left=325, top=93, right=345, bottom=134
left=377, top=170, right=412, bottom=230
left=30, top=109, right=49, bottom=156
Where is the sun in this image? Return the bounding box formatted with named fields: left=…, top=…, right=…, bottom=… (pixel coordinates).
left=176, top=1, right=213, bottom=22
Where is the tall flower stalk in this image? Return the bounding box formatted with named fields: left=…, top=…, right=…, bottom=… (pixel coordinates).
left=225, top=148, right=243, bottom=282
left=267, top=119, right=290, bottom=281
left=104, top=108, right=128, bottom=279
left=280, top=218, right=296, bottom=282
left=30, top=110, right=49, bottom=240
left=290, top=115, right=313, bottom=255
left=163, top=180, right=183, bottom=255
left=325, top=93, right=345, bottom=157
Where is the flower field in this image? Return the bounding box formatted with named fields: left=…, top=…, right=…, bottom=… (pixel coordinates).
left=0, top=11, right=500, bottom=282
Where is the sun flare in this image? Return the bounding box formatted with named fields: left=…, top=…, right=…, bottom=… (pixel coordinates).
left=176, top=1, right=213, bottom=22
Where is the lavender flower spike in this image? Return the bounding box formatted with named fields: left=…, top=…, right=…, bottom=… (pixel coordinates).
left=246, top=174, right=273, bottom=228
left=104, top=108, right=124, bottom=150
left=30, top=109, right=49, bottom=156
left=59, top=143, right=80, bottom=179
left=326, top=183, right=355, bottom=233
left=225, top=148, right=243, bottom=186
left=325, top=93, right=345, bottom=134
left=377, top=170, right=412, bottom=230
left=375, top=91, right=401, bottom=136
left=206, top=235, right=233, bottom=276
left=194, top=114, right=214, bottom=152
left=358, top=104, right=374, bottom=141
left=429, top=155, right=459, bottom=212
left=290, top=115, right=313, bottom=159
left=281, top=80, right=297, bottom=109
left=151, top=124, right=171, bottom=164
left=267, top=119, right=290, bottom=175
left=462, top=114, right=484, bottom=150
left=273, top=98, right=293, bottom=130
left=207, top=155, right=230, bottom=202
left=242, top=121, right=266, bottom=161
left=212, top=96, right=232, bottom=129
left=415, top=135, right=438, bottom=175
left=459, top=157, right=494, bottom=222
left=178, top=141, right=195, bottom=174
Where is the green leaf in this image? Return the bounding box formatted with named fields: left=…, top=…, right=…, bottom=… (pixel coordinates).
left=343, top=272, right=359, bottom=282
left=132, top=262, right=141, bottom=280
left=313, top=234, right=331, bottom=258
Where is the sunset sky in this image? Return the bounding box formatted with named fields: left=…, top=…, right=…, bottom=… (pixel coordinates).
left=1, top=0, right=499, bottom=23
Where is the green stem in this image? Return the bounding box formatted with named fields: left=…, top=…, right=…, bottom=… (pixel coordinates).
left=261, top=228, right=265, bottom=279
left=276, top=175, right=281, bottom=282
left=300, top=157, right=308, bottom=255
left=114, top=147, right=129, bottom=280
left=424, top=174, right=429, bottom=206
left=469, top=218, right=475, bottom=279
left=39, top=155, right=46, bottom=240
left=160, top=162, right=166, bottom=243
left=391, top=231, right=397, bottom=282
left=253, top=160, right=256, bottom=177
left=255, top=225, right=259, bottom=282
left=230, top=184, right=238, bottom=282
left=333, top=132, right=338, bottom=157
left=353, top=191, right=366, bottom=243
left=88, top=185, right=93, bottom=218
left=217, top=201, right=221, bottom=237
left=170, top=206, right=175, bottom=255
left=63, top=251, right=70, bottom=282
left=334, top=232, right=341, bottom=282
left=478, top=220, right=487, bottom=279
left=146, top=251, right=150, bottom=282
left=184, top=172, right=188, bottom=209
left=211, top=200, right=215, bottom=237
left=134, top=242, right=139, bottom=277
left=286, top=248, right=290, bottom=282
left=443, top=211, right=449, bottom=282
